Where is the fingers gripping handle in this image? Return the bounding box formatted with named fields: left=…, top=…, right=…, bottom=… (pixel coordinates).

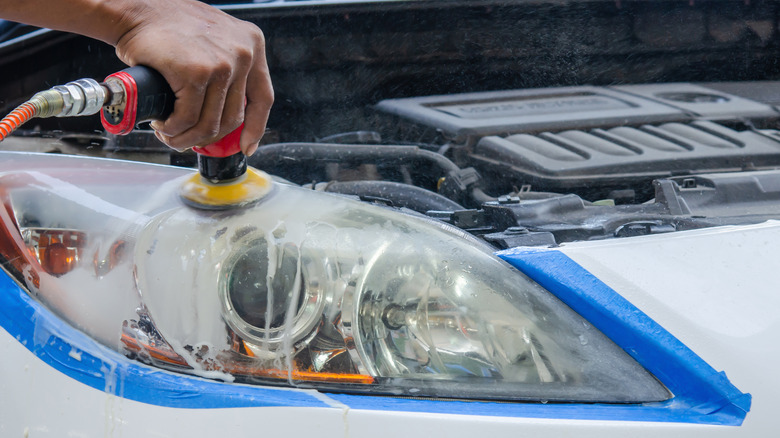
left=100, top=65, right=246, bottom=183
left=100, top=65, right=244, bottom=159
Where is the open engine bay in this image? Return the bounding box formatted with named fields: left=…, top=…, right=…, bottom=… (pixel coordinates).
left=6, top=80, right=780, bottom=249
left=1, top=1, right=780, bottom=249
left=256, top=82, right=780, bottom=248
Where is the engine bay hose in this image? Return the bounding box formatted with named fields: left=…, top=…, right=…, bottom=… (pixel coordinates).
left=323, top=180, right=465, bottom=213
left=248, top=142, right=460, bottom=175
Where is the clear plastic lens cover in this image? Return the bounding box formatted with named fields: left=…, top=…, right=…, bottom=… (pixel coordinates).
left=0, top=153, right=669, bottom=402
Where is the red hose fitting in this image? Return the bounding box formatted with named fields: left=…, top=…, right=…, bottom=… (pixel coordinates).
left=100, top=66, right=174, bottom=136
left=100, top=71, right=138, bottom=135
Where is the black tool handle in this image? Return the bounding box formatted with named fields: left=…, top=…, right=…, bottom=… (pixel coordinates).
left=125, top=66, right=175, bottom=122
left=101, top=65, right=175, bottom=135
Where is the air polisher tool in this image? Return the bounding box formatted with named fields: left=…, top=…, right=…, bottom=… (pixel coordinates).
left=0, top=65, right=273, bottom=210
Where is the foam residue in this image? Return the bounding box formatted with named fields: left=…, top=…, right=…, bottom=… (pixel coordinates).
left=22, top=171, right=152, bottom=226
left=29, top=252, right=141, bottom=348
left=68, top=347, right=82, bottom=361
left=167, top=339, right=235, bottom=382
left=134, top=209, right=232, bottom=355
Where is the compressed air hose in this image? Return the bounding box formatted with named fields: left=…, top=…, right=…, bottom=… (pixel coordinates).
left=0, top=78, right=108, bottom=142
left=0, top=101, right=37, bottom=141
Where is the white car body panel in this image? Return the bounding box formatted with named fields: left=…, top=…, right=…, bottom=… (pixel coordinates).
left=1, top=221, right=775, bottom=437
left=559, top=220, right=780, bottom=438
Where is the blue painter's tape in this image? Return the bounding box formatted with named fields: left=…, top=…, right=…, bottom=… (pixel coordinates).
left=0, top=270, right=329, bottom=409
left=496, top=247, right=750, bottom=425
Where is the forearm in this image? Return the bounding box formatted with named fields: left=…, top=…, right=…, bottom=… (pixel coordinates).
left=0, top=0, right=273, bottom=153
left=0, top=0, right=152, bottom=46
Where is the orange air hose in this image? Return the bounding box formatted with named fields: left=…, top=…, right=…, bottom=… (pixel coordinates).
left=0, top=101, right=38, bottom=142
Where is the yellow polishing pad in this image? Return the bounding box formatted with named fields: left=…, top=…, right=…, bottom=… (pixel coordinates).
left=180, top=167, right=273, bottom=210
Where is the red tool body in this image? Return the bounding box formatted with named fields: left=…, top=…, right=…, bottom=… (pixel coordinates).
left=100, top=66, right=268, bottom=209
left=101, top=66, right=248, bottom=185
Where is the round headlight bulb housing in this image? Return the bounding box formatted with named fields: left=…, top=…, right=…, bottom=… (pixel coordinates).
left=219, top=238, right=324, bottom=350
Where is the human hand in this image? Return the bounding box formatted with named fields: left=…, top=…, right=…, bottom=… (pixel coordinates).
left=113, top=0, right=273, bottom=155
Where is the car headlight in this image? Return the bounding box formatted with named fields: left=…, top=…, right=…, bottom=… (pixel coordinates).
left=0, top=152, right=669, bottom=402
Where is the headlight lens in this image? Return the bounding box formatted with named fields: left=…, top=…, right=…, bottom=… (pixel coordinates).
left=0, top=152, right=669, bottom=402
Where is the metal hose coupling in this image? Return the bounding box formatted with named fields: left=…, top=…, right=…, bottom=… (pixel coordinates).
left=0, top=79, right=110, bottom=142
left=32, top=79, right=108, bottom=118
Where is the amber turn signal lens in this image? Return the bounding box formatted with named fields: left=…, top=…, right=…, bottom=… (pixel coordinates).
left=22, top=229, right=85, bottom=277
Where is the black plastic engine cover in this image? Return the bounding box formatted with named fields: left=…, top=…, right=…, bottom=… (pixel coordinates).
left=376, top=82, right=780, bottom=195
